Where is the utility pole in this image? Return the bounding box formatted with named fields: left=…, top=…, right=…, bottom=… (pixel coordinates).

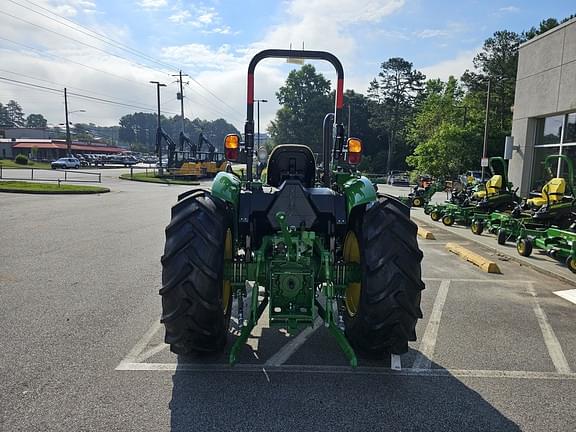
left=255, top=99, right=268, bottom=149
left=150, top=81, right=166, bottom=176
left=172, top=70, right=189, bottom=134
left=482, top=79, right=492, bottom=180
left=64, top=88, right=71, bottom=156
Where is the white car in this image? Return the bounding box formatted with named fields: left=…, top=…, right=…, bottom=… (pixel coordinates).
left=51, top=157, right=80, bottom=169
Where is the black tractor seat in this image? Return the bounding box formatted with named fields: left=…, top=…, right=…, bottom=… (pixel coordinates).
left=267, top=144, right=316, bottom=188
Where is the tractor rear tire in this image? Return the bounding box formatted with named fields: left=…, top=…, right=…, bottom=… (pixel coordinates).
left=344, top=197, right=425, bottom=355
left=160, top=190, right=232, bottom=354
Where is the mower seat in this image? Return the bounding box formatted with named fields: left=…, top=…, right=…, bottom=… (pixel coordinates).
left=472, top=175, right=503, bottom=199
left=527, top=178, right=566, bottom=208
left=267, top=144, right=316, bottom=188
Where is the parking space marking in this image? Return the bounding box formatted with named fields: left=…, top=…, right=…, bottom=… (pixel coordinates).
left=265, top=317, right=323, bottom=367
left=115, top=361, right=576, bottom=380
left=528, top=283, right=572, bottom=374
left=117, top=320, right=161, bottom=368
left=412, top=279, right=450, bottom=369
left=136, top=342, right=169, bottom=363
left=423, top=278, right=534, bottom=283
left=554, top=289, right=576, bottom=305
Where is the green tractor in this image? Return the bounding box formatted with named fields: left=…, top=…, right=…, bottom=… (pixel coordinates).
left=159, top=50, right=425, bottom=367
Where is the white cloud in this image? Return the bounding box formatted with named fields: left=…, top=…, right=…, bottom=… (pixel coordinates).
left=415, top=29, right=450, bottom=39
left=168, top=9, right=191, bottom=24
left=138, top=0, right=168, bottom=9
left=198, top=11, right=217, bottom=24
left=419, top=49, right=479, bottom=81
left=499, top=6, right=519, bottom=13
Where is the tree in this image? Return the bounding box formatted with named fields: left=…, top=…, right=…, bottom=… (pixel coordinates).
left=0, top=103, right=10, bottom=127
left=407, top=123, right=479, bottom=178
left=367, top=58, right=425, bottom=172
left=268, top=64, right=332, bottom=155
left=461, top=30, right=521, bottom=156
left=26, top=113, right=47, bottom=128
left=5, top=100, right=26, bottom=127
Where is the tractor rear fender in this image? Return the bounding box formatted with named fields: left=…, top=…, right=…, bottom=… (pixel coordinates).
left=343, top=176, right=378, bottom=215
left=212, top=171, right=241, bottom=207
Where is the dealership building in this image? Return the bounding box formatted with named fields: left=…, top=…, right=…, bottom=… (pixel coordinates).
left=509, top=17, right=576, bottom=195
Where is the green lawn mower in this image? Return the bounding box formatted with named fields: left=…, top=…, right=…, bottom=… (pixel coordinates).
left=409, top=177, right=445, bottom=208
left=516, top=227, right=576, bottom=273
left=472, top=155, right=576, bottom=244
left=160, top=50, right=425, bottom=367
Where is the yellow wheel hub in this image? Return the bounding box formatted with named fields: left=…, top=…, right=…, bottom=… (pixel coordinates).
left=343, top=231, right=361, bottom=317
left=222, top=229, right=232, bottom=315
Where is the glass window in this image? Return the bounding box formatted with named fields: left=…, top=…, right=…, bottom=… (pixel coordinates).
left=559, top=146, right=576, bottom=190
left=536, top=115, right=564, bottom=145
left=564, top=113, right=576, bottom=144
left=531, top=146, right=560, bottom=191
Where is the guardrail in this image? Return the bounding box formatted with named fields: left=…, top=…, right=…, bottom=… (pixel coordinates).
left=0, top=165, right=102, bottom=183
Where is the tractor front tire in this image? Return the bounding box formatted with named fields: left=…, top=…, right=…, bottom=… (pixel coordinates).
left=160, top=190, right=232, bottom=355
left=430, top=210, right=441, bottom=221
left=343, top=197, right=425, bottom=355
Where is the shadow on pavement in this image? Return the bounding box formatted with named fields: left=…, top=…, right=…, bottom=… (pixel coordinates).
left=168, top=354, right=521, bottom=432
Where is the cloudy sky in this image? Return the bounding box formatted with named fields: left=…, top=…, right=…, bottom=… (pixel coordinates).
left=0, top=0, right=573, bottom=130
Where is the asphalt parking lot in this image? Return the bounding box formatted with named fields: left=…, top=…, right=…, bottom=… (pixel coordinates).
left=1, top=175, right=576, bottom=431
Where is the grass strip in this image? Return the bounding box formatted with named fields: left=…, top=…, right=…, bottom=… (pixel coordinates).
left=0, top=180, right=109, bottom=194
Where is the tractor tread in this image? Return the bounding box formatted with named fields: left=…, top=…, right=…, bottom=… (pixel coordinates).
left=344, top=197, right=425, bottom=355
left=160, top=191, right=231, bottom=355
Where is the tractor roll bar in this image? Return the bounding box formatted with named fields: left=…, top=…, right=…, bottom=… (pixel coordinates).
left=245, top=49, right=345, bottom=182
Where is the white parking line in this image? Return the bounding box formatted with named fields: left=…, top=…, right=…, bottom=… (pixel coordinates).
left=115, top=362, right=576, bottom=380
left=412, top=279, right=450, bottom=369
left=265, top=317, right=322, bottom=367
left=554, top=289, right=576, bottom=305
left=117, top=320, right=161, bottom=367
left=528, top=283, right=572, bottom=374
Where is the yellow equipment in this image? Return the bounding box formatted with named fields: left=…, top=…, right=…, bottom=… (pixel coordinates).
left=526, top=178, right=566, bottom=208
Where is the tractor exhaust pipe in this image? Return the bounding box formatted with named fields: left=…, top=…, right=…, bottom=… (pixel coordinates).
left=323, top=113, right=334, bottom=187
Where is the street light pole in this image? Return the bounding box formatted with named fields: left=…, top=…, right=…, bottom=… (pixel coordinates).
left=482, top=78, right=492, bottom=180
left=64, top=87, right=71, bottom=156
left=255, top=99, right=268, bottom=148
left=150, top=81, right=167, bottom=175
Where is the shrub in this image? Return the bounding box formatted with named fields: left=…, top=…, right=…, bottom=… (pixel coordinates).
left=15, top=154, right=28, bottom=165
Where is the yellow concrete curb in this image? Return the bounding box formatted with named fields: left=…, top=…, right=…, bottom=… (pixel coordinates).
left=445, top=242, right=501, bottom=274
left=417, top=226, right=435, bottom=240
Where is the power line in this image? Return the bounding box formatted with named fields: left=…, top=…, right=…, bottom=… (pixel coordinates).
left=0, top=36, right=151, bottom=89
left=12, top=0, right=181, bottom=71
left=0, top=67, right=158, bottom=109
left=5, top=0, right=243, bottom=118
left=0, top=76, right=179, bottom=115
left=0, top=10, right=171, bottom=81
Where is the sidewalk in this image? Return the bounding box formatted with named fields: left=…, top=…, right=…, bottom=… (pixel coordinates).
left=411, top=207, right=576, bottom=287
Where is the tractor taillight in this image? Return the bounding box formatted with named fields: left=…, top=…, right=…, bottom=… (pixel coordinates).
left=224, top=134, right=240, bottom=161
left=347, top=138, right=362, bottom=165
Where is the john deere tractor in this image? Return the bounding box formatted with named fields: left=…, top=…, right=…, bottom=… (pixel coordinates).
left=160, top=50, right=424, bottom=367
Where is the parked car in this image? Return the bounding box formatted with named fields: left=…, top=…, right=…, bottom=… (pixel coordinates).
left=387, top=171, right=410, bottom=186
left=51, top=157, right=80, bottom=169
